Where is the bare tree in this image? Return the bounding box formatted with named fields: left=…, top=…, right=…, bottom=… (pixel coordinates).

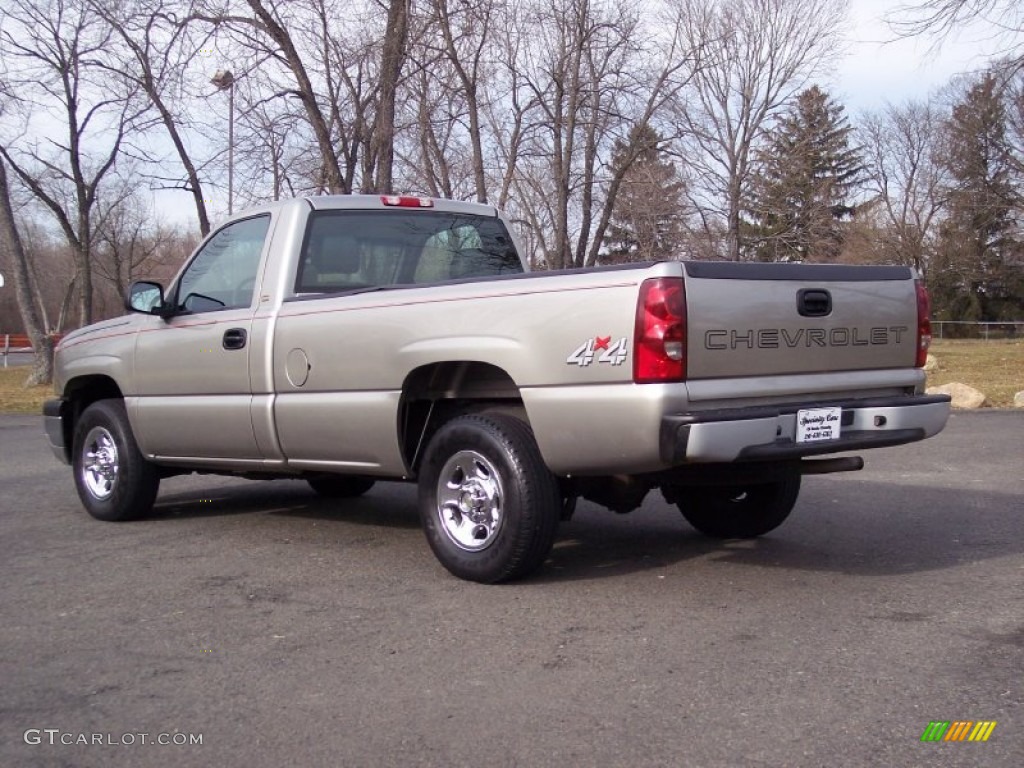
left=502, top=0, right=695, bottom=269
left=418, top=0, right=494, bottom=202
left=93, top=181, right=184, bottom=299
left=0, top=0, right=143, bottom=327
left=401, top=60, right=469, bottom=198
left=193, top=0, right=349, bottom=192
left=309, top=0, right=378, bottom=192
left=859, top=100, right=949, bottom=272
left=88, top=0, right=215, bottom=235
left=233, top=82, right=304, bottom=203
left=193, top=0, right=412, bottom=195
left=670, top=0, right=847, bottom=260
left=490, top=19, right=533, bottom=212
left=889, top=1, right=1024, bottom=77
left=0, top=158, right=53, bottom=385
left=369, top=0, right=412, bottom=193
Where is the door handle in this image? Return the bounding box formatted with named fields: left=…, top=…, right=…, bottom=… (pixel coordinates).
left=222, top=328, right=247, bottom=350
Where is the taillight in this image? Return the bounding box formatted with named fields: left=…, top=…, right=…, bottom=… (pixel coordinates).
left=915, top=279, right=932, bottom=368
left=634, top=277, right=687, bottom=383
left=381, top=195, right=434, bottom=208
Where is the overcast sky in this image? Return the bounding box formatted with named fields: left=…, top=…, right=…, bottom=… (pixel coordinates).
left=834, top=0, right=1008, bottom=113
left=85, top=2, right=1024, bottom=230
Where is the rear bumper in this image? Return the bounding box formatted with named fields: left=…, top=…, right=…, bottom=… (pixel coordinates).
left=660, top=394, right=951, bottom=464
left=43, top=398, right=70, bottom=465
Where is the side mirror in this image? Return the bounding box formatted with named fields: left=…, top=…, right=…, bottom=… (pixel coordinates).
left=126, top=280, right=171, bottom=316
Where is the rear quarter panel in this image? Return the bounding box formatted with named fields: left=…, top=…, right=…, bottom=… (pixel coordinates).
left=269, top=267, right=656, bottom=472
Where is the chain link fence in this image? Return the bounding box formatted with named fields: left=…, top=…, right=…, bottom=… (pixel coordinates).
left=933, top=321, right=1024, bottom=340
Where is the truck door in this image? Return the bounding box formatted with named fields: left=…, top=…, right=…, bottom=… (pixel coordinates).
left=132, top=214, right=273, bottom=459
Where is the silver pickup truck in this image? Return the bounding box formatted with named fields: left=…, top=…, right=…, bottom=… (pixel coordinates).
left=43, top=195, right=951, bottom=582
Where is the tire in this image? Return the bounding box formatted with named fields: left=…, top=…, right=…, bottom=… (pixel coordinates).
left=670, top=472, right=801, bottom=539
left=72, top=399, right=160, bottom=522
left=417, top=413, right=560, bottom=583
left=306, top=475, right=376, bottom=498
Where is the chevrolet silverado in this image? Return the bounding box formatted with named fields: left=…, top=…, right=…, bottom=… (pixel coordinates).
left=43, top=195, right=951, bottom=582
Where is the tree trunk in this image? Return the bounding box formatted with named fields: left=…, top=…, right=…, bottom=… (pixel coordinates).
left=0, top=160, right=54, bottom=386
left=435, top=0, right=488, bottom=202
left=245, top=0, right=346, bottom=193
left=727, top=175, right=742, bottom=261
left=373, top=0, right=411, bottom=194
left=156, top=98, right=211, bottom=236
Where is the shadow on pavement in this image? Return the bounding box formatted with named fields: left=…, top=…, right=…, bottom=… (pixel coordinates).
left=149, top=480, right=421, bottom=529
left=142, top=476, right=1022, bottom=584
left=539, top=479, right=1023, bottom=582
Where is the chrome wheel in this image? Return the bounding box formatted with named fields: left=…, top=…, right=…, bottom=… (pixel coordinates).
left=436, top=450, right=504, bottom=552
left=418, top=414, right=561, bottom=582
left=80, top=426, right=119, bottom=501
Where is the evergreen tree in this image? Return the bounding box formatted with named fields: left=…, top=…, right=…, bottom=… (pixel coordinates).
left=745, top=86, right=863, bottom=262
left=601, top=125, right=687, bottom=264
left=931, top=74, right=1024, bottom=321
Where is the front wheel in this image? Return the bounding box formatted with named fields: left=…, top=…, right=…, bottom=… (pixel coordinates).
left=417, top=413, right=560, bottom=583
left=72, top=399, right=160, bottom=522
left=668, top=472, right=801, bottom=539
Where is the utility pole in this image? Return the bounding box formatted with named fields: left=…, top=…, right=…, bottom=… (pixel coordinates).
left=210, top=70, right=235, bottom=215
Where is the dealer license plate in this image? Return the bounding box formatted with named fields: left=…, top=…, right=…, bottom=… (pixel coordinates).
left=796, top=407, right=842, bottom=443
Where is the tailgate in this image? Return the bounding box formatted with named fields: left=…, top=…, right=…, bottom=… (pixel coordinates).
left=684, top=262, right=919, bottom=379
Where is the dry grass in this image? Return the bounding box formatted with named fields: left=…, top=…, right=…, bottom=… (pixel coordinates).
left=1, top=340, right=1021, bottom=414
left=0, top=366, right=53, bottom=414
left=926, top=339, right=1024, bottom=408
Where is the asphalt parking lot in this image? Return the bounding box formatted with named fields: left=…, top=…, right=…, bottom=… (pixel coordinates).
left=1, top=411, right=1021, bottom=767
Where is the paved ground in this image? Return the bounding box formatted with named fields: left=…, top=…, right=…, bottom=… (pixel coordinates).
left=1, top=411, right=1021, bottom=767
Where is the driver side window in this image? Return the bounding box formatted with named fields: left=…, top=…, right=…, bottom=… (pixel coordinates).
left=177, top=215, right=271, bottom=312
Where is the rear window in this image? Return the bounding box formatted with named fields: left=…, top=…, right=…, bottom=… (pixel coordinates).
left=295, top=211, right=523, bottom=294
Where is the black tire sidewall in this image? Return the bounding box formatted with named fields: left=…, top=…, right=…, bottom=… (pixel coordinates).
left=417, top=414, right=559, bottom=583
left=678, top=473, right=801, bottom=539
left=72, top=399, right=159, bottom=522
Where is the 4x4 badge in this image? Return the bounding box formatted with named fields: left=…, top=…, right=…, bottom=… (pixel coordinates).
left=567, top=336, right=628, bottom=367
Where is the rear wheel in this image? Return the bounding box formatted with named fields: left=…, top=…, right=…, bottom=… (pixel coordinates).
left=73, top=399, right=160, bottom=522
left=668, top=472, right=801, bottom=539
left=306, top=475, right=376, bottom=498
left=418, top=413, right=560, bottom=583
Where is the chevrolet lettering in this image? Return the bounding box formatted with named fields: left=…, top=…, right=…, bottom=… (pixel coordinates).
left=704, top=326, right=909, bottom=350
left=42, top=195, right=951, bottom=583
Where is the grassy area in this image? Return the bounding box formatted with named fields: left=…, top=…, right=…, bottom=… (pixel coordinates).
left=0, top=367, right=52, bottom=414
left=1, top=339, right=1021, bottom=414
left=926, top=339, right=1023, bottom=408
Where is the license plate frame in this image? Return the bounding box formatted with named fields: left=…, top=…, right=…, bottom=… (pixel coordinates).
left=796, top=407, right=842, bottom=444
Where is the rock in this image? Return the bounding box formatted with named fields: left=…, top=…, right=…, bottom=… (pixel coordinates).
left=926, top=383, right=988, bottom=409
left=923, top=353, right=939, bottom=372
left=1014, top=391, right=1024, bottom=408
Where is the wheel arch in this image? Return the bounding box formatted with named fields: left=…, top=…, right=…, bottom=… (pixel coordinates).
left=398, top=360, right=529, bottom=474
left=59, top=375, right=125, bottom=462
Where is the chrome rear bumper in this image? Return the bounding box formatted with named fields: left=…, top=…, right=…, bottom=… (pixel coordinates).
left=660, top=394, right=951, bottom=464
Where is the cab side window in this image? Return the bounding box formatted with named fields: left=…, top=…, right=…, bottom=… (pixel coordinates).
left=177, top=215, right=271, bottom=312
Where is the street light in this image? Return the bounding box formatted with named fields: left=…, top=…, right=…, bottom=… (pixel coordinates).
left=210, top=69, right=235, bottom=215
